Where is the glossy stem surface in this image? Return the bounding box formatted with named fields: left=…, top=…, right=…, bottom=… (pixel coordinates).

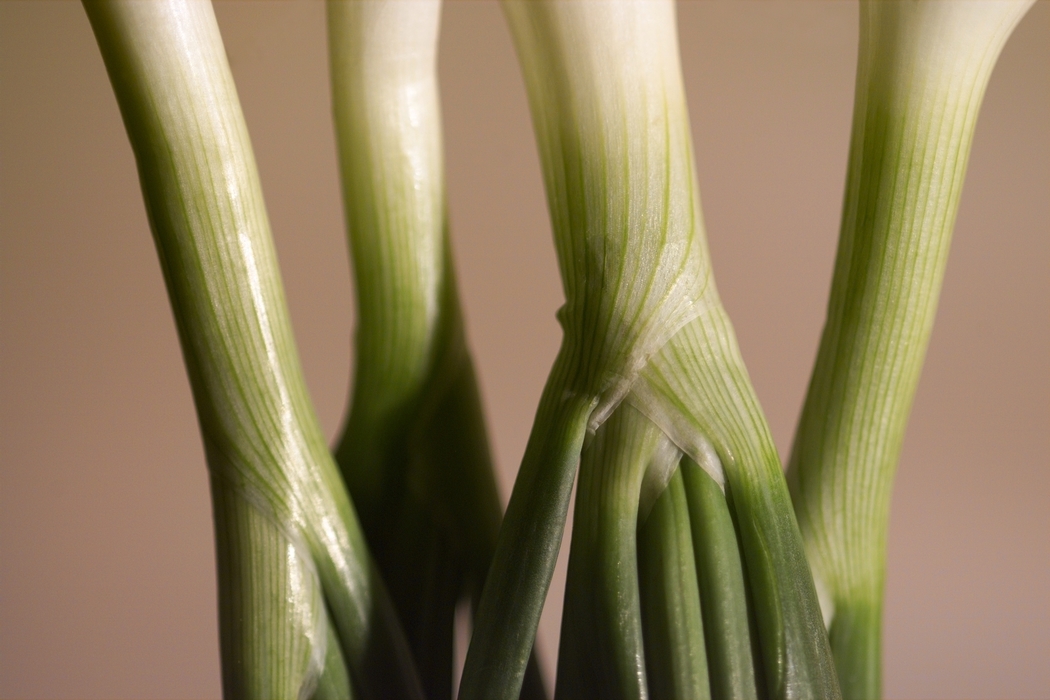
left=328, top=3, right=534, bottom=697
left=555, top=405, right=663, bottom=700
left=638, top=468, right=711, bottom=700
left=85, top=2, right=422, bottom=697
left=681, top=459, right=759, bottom=700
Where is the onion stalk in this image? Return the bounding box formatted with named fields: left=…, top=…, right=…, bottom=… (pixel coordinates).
left=460, top=2, right=838, bottom=698
left=78, top=1, right=1038, bottom=697
left=787, top=2, right=1036, bottom=698
left=83, top=2, right=423, bottom=697
left=326, top=2, right=544, bottom=697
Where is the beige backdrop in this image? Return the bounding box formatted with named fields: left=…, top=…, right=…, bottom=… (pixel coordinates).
left=1, top=2, right=1047, bottom=698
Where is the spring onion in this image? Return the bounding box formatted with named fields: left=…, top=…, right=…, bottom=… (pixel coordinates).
left=78, top=1, right=1039, bottom=697
left=83, top=2, right=423, bottom=697
left=326, top=2, right=544, bottom=697
left=461, top=3, right=837, bottom=698
left=787, top=2, right=1035, bottom=698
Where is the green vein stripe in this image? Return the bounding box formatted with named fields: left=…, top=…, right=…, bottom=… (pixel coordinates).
left=787, top=3, right=1034, bottom=696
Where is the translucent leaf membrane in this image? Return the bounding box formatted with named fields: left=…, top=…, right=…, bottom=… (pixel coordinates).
left=557, top=392, right=812, bottom=700
left=503, top=0, right=714, bottom=424
left=82, top=2, right=422, bottom=698
left=462, top=2, right=837, bottom=699
left=632, top=315, right=838, bottom=698
left=786, top=2, right=1034, bottom=697
left=557, top=403, right=736, bottom=700
left=327, top=3, right=546, bottom=698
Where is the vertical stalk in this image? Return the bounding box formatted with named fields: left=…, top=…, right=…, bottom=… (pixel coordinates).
left=327, top=0, right=451, bottom=530
left=555, top=404, right=664, bottom=700
left=327, top=3, right=543, bottom=697
left=460, top=354, right=596, bottom=700
left=787, top=3, right=1035, bottom=697
left=638, top=467, right=711, bottom=700
left=461, top=3, right=717, bottom=694
left=467, top=3, right=839, bottom=697
left=681, top=458, right=759, bottom=700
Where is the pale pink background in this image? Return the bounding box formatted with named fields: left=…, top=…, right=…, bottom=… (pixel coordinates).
left=1, top=2, right=1047, bottom=698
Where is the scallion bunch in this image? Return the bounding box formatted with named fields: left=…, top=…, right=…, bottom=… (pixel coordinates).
left=84, top=2, right=423, bottom=697
left=81, top=1, right=1036, bottom=699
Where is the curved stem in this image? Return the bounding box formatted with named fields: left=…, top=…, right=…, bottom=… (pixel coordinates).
left=787, top=4, right=1034, bottom=696
left=84, top=3, right=422, bottom=697
left=328, top=2, right=545, bottom=695
left=637, top=316, right=839, bottom=699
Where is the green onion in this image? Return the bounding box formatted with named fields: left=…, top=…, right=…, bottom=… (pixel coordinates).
left=78, top=1, right=1036, bottom=696
left=787, top=2, right=1035, bottom=698
left=681, top=457, right=760, bottom=700
left=83, top=2, right=423, bottom=697
left=638, top=466, right=711, bottom=700
left=326, top=2, right=544, bottom=697
left=461, top=2, right=837, bottom=698
left=555, top=404, right=663, bottom=700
